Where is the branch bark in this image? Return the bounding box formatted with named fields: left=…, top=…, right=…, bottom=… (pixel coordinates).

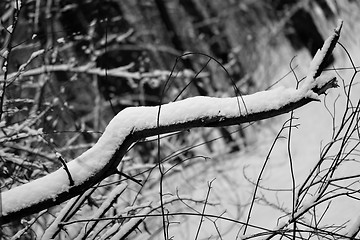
left=0, top=21, right=342, bottom=225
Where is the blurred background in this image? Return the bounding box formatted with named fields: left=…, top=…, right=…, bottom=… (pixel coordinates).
left=1, top=0, right=360, bottom=239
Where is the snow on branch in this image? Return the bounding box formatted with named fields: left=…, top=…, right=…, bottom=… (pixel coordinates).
left=0, top=21, right=343, bottom=225
left=303, top=19, right=342, bottom=88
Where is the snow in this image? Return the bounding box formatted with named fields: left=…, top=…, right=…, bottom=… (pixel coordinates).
left=18, top=49, right=45, bottom=72
left=74, top=183, right=127, bottom=240
left=108, top=207, right=151, bottom=240
left=56, top=37, right=65, bottom=44
left=41, top=195, right=82, bottom=240
left=1, top=83, right=317, bottom=218
left=172, top=24, right=357, bottom=240
left=1, top=50, right=9, bottom=59
left=347, top=215, right=360, bottom=238
left=140, top=21, right=353, bottom=240
left=0, top=20, right=347, bottom=239
left=303, top=20, right=342, bottom=90
left=14, top=0, right=21, bottom=10
left=6, top=25, right=13, bottom=34
left=99, top=223, right=120, bottom=240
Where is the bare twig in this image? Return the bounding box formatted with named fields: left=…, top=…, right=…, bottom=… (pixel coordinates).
left=194, top=179, right=215, bottom=240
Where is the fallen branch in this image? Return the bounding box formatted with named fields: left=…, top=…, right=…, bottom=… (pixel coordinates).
left=0, top=21, right=342, bottom=225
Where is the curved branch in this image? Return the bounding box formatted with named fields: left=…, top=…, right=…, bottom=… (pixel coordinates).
left=0, top=21, right=342, bottom=225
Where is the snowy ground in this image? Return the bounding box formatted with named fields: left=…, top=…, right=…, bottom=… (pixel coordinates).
left=149, top=23, right=360, bottom=239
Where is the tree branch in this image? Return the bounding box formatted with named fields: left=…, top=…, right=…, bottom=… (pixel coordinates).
left=0, top=21, right=342, bottom=225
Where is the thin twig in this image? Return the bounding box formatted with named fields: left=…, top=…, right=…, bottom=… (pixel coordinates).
left=194, top=179, right=215, bottom=240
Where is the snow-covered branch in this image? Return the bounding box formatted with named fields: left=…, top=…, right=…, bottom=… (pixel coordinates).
left=0, top=21, right=342, bottom=225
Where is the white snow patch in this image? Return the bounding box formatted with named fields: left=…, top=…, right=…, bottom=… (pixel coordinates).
left=6, top=25, right=13, bottom=33
left=303, top=20, right=341, bottom=89
left=1, top=50, right=9, bottom=59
